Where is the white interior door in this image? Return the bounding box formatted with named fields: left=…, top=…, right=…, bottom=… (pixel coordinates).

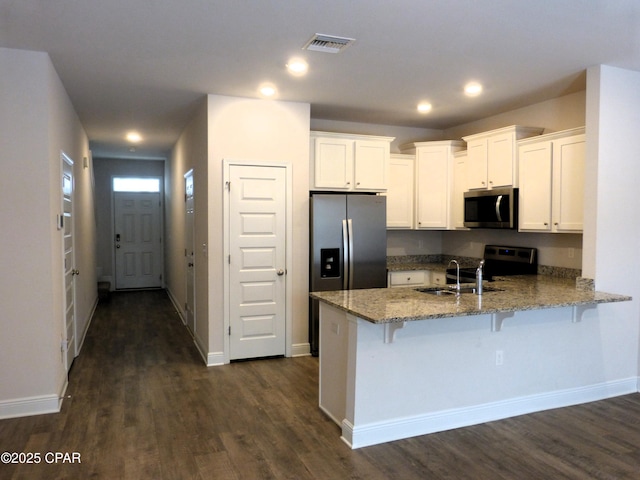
left=228, top=165, right=286, bottom=360
left=184, top=171, right=195, bottom=333
left=62, top=153, right=76, bottom=373
left=114, top=192, right=163, bottom=289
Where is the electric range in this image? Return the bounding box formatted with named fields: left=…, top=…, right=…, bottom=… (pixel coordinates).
left=446, top=245, right=538, bottom=284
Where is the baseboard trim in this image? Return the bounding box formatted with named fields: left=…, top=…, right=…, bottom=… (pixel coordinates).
left=343, top=377, right=639, bottom=449
left=0, top=393, right=62, bottom=420
left=76, top=296, right=99, bottom=355
left=206, top=351, right=225, bottom=366
left=166, top=288, right=186, bottom=325
left=291, top=342, right=311, bottom=357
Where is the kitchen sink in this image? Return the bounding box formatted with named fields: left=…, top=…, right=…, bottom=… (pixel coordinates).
left=415, top=285, right=504, bottom=295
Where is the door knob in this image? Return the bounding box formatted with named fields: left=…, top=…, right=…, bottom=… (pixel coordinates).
left=72, top=269, right=80, bottom=276
left=277, top=269, right=285, bottom=276
left=188, top=263, right=194, bottom=267
left=116, top=244, right=120, bottom=249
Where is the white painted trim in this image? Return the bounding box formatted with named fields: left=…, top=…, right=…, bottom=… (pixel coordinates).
left=222, top=159, right=293, bottom=363
left=0, top=394, right=62, bottom=420
left=206, top=351, right=226, bottom=367
left=166, top=286, right=187, bottom=325
left=291, top=343, right=311, bottom=357
left=343, top=377, right=639, bottom=449
left=76, top=296, right=99, bottom=355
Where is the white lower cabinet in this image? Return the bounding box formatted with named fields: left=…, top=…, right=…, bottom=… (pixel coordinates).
left=430, top=271, right=447, bottom=285
left=518, top=127, right=585, bottom=233
left=388, top=270, right=427, bottom=287
left=387, top=269, right=446, bottom=287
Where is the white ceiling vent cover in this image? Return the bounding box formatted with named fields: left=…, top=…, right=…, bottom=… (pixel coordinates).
left=302, top=34, right=355, bottom=53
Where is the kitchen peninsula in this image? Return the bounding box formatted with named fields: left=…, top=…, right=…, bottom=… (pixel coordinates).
left=311, top=276, right=631, bottom=449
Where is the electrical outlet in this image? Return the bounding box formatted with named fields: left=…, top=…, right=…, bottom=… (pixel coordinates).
left=568, top=248, right=575, bottom=259
left=495, top=350, right=504, bottom=366
left=331, top=322, right=340, bottom=335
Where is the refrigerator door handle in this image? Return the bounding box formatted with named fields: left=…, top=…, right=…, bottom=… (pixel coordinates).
left=347, top=218, right=354, bottom=289
left=342, top=219, right=349, bottom=290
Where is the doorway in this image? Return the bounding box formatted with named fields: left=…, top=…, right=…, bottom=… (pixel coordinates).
left=61, top=152, right=77, bottom=373
left=184, top=169, right=195, bottom=334
left=112, top=177, right=164, bottom=290
left=223, top=161, right=293, bottom=362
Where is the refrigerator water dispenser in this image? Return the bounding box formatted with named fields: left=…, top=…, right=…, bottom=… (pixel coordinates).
left=321, top=248, right=340, bottom=278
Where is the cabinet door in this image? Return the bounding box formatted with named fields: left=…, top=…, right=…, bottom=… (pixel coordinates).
left=387, top=156, right=414, bottom=228
left=518, top=142, right=552, bottom=231
left=452, top=152, right=467, bottom=229
left=388, top=270, right=427, bottom=287
left=416, top=146, right=449, bottom=229
left=354, top=140, right=388, bottom=190
left=466, top=139, right=487, bottom=189
left=553, top=135, right=585, bottom=232
left=314, top=137, right=353, bottom=189
left=487, top=132, right=515, bottom=188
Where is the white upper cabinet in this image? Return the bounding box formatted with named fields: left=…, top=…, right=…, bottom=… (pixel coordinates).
left=386, top=154, right=415, bottom=229
left=452, top=150, right=468, bottom=229
left=310, top=132, right=394, bottom=192
left=401, top=140, right=465, bottom=230
left=518, top=127, right=585, bottom=233
left=463, top=126, right=544, bottom=190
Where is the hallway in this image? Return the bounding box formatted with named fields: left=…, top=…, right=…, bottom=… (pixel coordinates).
left=2, top=290, right=640, bottom=479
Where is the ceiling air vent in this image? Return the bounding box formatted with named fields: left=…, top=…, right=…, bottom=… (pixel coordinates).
left=302, top=34, right=355, bottom=53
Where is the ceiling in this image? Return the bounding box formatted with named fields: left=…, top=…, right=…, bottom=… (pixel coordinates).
left=2, top=1, right=640, bottom=159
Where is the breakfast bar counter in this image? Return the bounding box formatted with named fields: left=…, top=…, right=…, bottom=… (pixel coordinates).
left=310, top=275, right=630, bottom=325
left=311, top=276, right=633, bottom=449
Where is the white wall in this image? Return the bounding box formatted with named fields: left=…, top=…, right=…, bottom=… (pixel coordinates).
left=207, top=95, right=310, bottom=361
left=0, top=48, right=95, bottom=417
left=584, top=65, right=640, bottom=377
left=166, top=98, right=209, bottom=358
left=443, top=90, right=587, bottom=139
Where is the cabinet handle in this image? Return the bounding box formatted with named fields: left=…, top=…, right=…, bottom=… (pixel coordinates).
left=357, top=182, right=360, bottom=186
left=544, top=223, right=548, bottom=226
left=346, top=181, right=351, bottom=185
left=554, top=222, right=559, bottom=226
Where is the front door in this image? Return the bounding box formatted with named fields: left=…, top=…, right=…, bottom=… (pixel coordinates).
left=114, top=192, right=163, bottom=289
left=62, top=153, right=76, bottom=373
left=228, top=165, right=287, bottom=360
left=184, top=170, right=195, bottom=333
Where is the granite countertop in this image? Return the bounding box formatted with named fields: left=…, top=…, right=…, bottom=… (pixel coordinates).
left=310, top=275, right=631, bottom=324
left=387, top=262, right=447, bottom=272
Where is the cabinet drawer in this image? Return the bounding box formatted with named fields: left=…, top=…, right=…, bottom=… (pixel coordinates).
left=388, top=270, right=427, bottom=287
left=431, top=272, right=447, bottom=285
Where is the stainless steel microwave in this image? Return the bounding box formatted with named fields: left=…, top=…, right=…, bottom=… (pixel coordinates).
left=464, top=187, right=518, bottom=229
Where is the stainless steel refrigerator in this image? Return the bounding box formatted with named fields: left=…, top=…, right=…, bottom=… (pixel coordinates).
left=309, top=193, right=387, bottom=356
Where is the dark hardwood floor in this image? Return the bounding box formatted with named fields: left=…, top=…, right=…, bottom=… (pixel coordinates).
left=2, top=290, right=640, bottom=479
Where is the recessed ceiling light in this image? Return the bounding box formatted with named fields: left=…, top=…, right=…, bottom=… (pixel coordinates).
left=417, top=102, right=432, bottom=113
left=259, top=83, right=277, bottom=98
left=286, top=58, right=308, bottom=76
left=464, top=82, right=483, bottom=97
left=126, top=131, right=142, bottom=143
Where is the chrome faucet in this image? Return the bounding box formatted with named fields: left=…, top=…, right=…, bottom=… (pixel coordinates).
left=448, top=259, right=460, bottom=294
left=476, top=260, right=485, bottom=295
